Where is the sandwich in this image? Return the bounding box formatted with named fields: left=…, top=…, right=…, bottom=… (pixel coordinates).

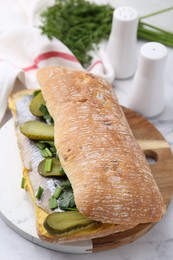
left=9, top=66, right=166, bottom=244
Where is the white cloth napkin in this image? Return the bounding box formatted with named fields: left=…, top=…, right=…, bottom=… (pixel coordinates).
left=0, top=0, right=115, bottom=123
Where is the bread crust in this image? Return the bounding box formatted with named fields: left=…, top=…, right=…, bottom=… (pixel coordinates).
left=37, top=66, right=166, bottom=225
left=9, top=89, right=137, bottom=244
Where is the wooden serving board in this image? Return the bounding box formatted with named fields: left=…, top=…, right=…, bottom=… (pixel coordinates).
left=0, top=108, right=173, bottom=254
left=92, top=107, right=173, bottom=253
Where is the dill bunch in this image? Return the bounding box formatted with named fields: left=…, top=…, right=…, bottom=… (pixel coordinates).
left=40, top=0, right=173, bottom=67
left=40, top=0, right=114, bottom=66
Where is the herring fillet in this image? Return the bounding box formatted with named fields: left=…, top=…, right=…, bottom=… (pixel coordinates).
left=37, top=66, right=166, bottom=225
left=15, top=95, right=60, bottom=213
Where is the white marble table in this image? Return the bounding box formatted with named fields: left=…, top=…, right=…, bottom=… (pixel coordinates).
left=0, top=41, right=173, bottom=260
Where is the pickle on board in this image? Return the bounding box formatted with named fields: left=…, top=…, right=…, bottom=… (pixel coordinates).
left=20, top=121, right=54, bottom=140
left=29, top=91, right=46, bottom=117
left=38, top=158, right=66, bottom=177
left=44, top=211, right=95, bottom=234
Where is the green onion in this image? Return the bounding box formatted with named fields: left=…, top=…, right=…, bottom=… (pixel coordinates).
left=44, top=158, right=53, bottom=172
left=137, top=22, right=173, bottom=48
left=40, top=149, right=49, bottom=158
left=53, top=187, right=62, bottom=199
left=40, top=148, right=53, bottom=158
left=39, top=140, right=55, bottom=146
left=44, top=147, right=53, bottom=157
left=37, top=141, right=57, bottom=157
left=21, top=177, right=25, bottom=189
left=49, top=197, right=58, bottom=209
left=36, top=142, right=46, bottom=150
left=36, top=186, right=44, bottom=200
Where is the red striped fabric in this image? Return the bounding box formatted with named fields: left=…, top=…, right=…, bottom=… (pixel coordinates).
left=87, top=60, right=102, bottom=71
left=23, top=51, right=79, bottom=72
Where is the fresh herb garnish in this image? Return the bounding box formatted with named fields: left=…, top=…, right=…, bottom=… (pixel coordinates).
left=40, top=0, right=173, bottom=66
left=40, top=149, right=50, bottom=158
left=53, top=187, right=62, bottom=199
left=40, top=0, right=113, bottom=66
left=21, top=177, right=26, bottom=189
left=36, top=141, right=57, bottom=158
left=44, top=158, right=53, bottom=172
left=36, top=142, right=46, bottom=150
left=29, top=94, right=75, bottom=211
left=59, top=190, right=76, bottom=209
left=44, top=147, right=53, bottom=157
left=49, top=197, right=58, bottom=209
left=138, top=21, right=173, bottom=48
left=39, top=141, right=55, bottom=146
left=36, top=186, right=44, bottom=200
left=59, top=166, right=65, bottom=175
left=39, top=104, right=54, bottom=124
left=60, top=180, right=72, bottom=190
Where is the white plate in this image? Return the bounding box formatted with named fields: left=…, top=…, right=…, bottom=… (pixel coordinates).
left=0, top=119, right=92, bottom=253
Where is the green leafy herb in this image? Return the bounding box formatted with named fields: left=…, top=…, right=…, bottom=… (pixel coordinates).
left=39, top=104, right=54, bottom=124
left=39, top=140, right=55, bottom=146
left=50, top=146, right=56, bottom=154
left=40, top=0, right=113, bottom=66
left=36, top=186, right=44, bottom=200
left=36, top=142, right=46, bottom=150
left=40, top=0, right=173, bottom=66
left=59, top=166, right=65, bottom=175
left=61, top=207, right=78, bottom=211
left=60, top=180, right=72, bottom=190
left=59, top=190, right=76, bottom=209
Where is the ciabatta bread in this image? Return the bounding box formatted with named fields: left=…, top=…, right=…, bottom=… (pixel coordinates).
left=9, top=90, right=137, bottom=244
left=37, top=66, right=166, bottom=225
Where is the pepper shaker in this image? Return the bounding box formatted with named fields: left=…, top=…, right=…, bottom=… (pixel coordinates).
left=105, top=6, right=138, bottom=79
left=127, top=42, right=168, bottom=117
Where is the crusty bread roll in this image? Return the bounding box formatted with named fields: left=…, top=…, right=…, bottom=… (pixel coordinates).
left=9, top=90, right=138, bottom=244
left=37, top=66, right=166, bottom=225
left=9, top=66, right=166, bottom=244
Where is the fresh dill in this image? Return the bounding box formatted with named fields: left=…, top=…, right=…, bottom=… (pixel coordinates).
left=40, top=0, right=113, bottom=66
left=40, top=0, right=173, bottom=66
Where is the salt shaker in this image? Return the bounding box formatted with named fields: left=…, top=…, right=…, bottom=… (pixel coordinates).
left=127, top=42, right=168, bottom=117
left=105, top=6, right=138, bottom=79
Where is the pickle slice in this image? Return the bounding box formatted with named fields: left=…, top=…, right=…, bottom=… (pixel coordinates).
left=44, top=211, right=95, bottom=234
left=38, top=158, right=65, bottom=177
left=30, top=91, right=46, bottom=117
left=20, top=121, right=54, bottom=140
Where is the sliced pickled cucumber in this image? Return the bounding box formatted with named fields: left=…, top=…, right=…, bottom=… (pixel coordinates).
left=44, top=211, right=95, bottom=234
left=20, top=121, right=54, bottom=140
left=38, top=158, right=65, bottom=177
left=30, top=91, right=46, bottom=116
